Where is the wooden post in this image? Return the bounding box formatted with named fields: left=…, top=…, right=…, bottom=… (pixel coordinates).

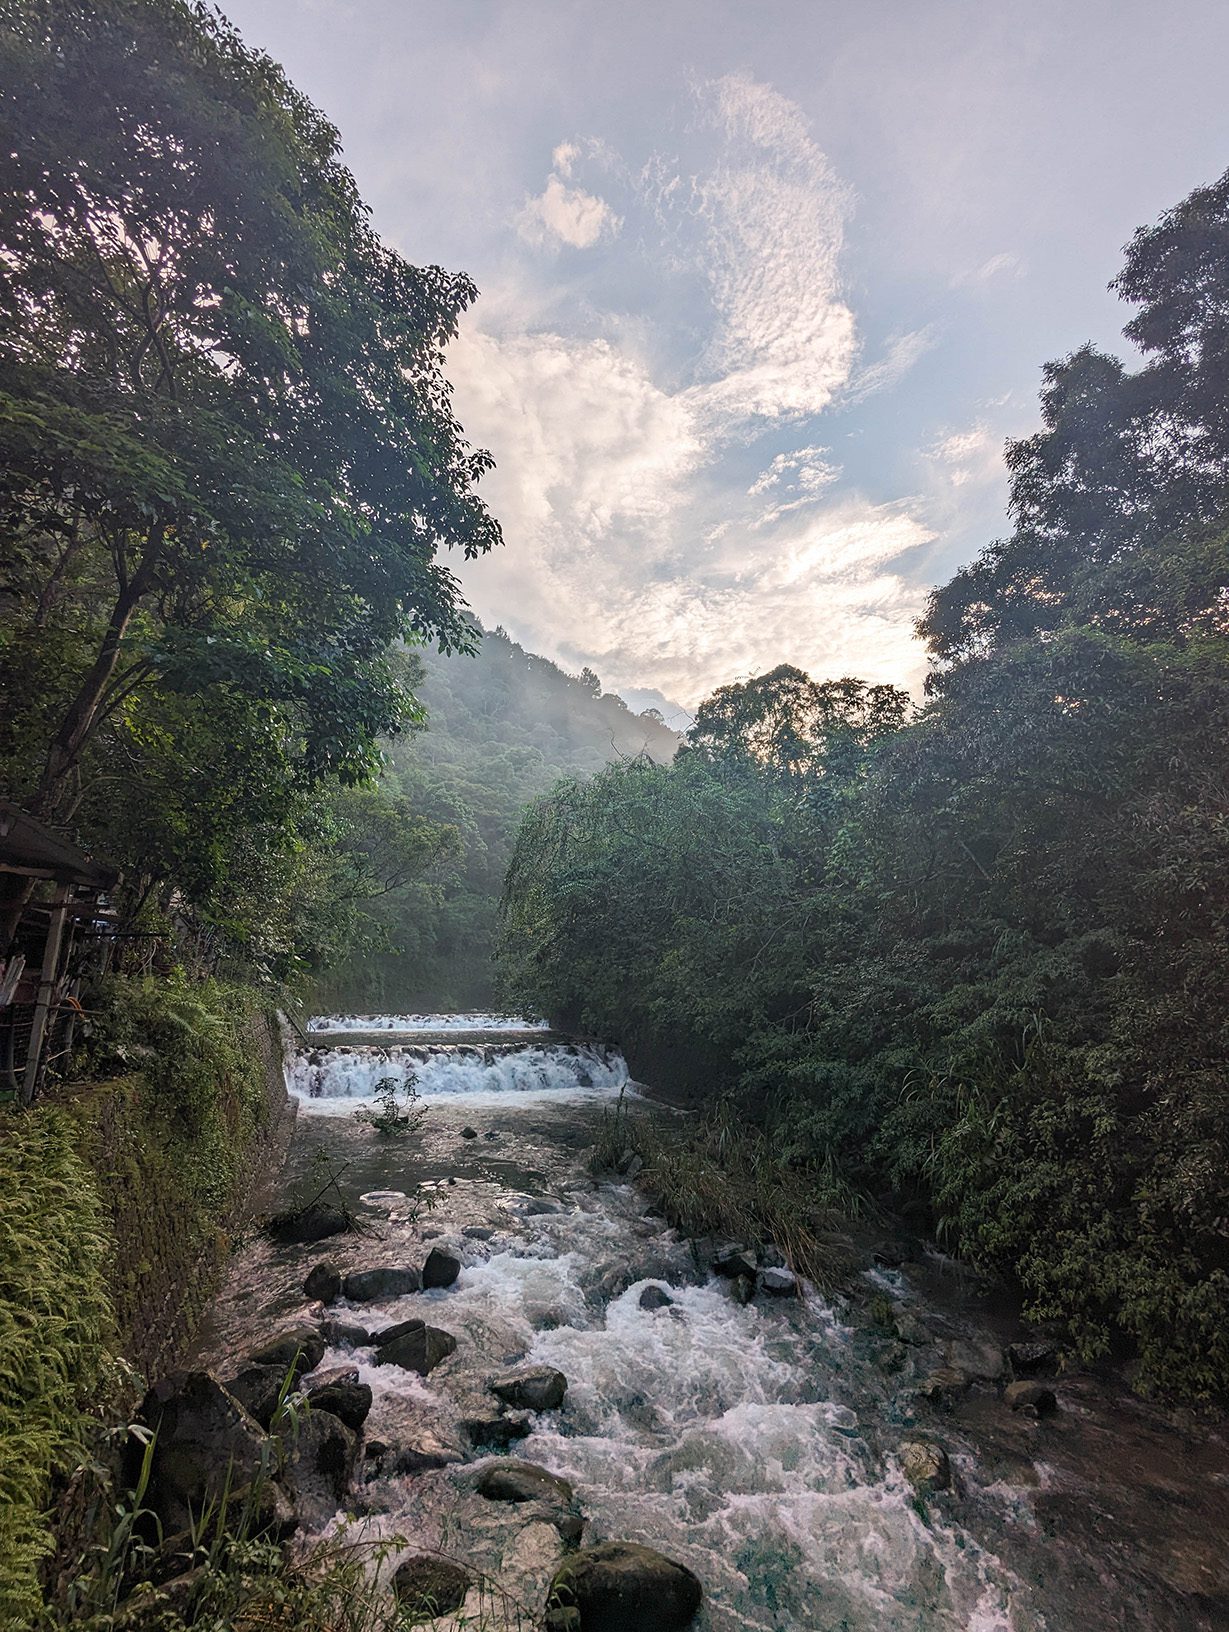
left=21, top=884, right=71, bottom=1106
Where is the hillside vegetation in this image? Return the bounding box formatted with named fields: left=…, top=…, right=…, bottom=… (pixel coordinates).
left=500, top=171, right=1229, bottom=1399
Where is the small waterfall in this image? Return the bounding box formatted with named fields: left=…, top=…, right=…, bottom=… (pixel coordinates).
left=306, top=1013, right=548, bottom=1033
left=287, top=1026, right=628, bottom=1107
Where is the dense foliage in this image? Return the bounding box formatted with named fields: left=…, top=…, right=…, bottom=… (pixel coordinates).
left=314, top=625, right=679, bottom=1010
left=0, top=0, right=496, bottom=977
left=500, top=177, right=1229, bottom=1398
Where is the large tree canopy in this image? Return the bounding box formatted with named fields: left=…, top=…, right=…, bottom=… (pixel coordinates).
left=0, top=0, right=499, bottom=963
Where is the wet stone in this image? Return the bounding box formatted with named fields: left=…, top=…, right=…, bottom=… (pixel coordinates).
left=1005, top=1379, right=1059, bottom=1417
left=545, top=1541, right=702, bottom=1632
left=392, top=1555, right=472, bottom=1623
left=422, top=1246, right=461, bottom=1289
left=916, top=1366, right=972, bottom=1408
left=759, top=1266, right=798, bottom=1297
left=320, top=1317, right=369, bottom=1348
left=343, top=1265, right=421, bottom=1301
left=639, top=1284, right=672, bottom=1310
left=305, top=1377, right=372, bottom=1431
left=461, top=1409, right=533, bottom=1449
left=247, top=1326, right=325, bottom=1379
left=490, top=1364, right=568, bottom=1411
left=264, top=1202, right=349, bottom=1245
left=224, top=1364, right=286, bottom=1429
left=283, top=1408, right=359, bottom=1529
left=711, top=1245, right=758, bottom=1280
left=303, top=1262, right=341, bottom=1303
left=901, top=1439, right=952, bottom=1495
left=375, top=1323, right=458, bottom=1376
left=1007, top=1340, right=1060, bottom=1378
left=463, top=1225, right=496, bottom=1240
left=461, top=1126, right=479, bottom=1138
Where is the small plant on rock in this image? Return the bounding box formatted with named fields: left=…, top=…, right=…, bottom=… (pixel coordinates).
left=354, top=1076, right=428, bottom=1140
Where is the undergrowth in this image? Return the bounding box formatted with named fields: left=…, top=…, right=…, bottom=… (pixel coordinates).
left=592, top=1093, right=860, bottom=1289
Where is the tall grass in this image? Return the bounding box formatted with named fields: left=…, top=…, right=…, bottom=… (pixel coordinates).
left=592, top=1094, right=859, bottom=1289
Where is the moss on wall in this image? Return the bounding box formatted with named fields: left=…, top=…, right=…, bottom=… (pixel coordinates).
left=0, top=978, right=291, bottom=1627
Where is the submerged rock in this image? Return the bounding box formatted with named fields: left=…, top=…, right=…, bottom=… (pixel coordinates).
left=421, top=1246, right=461, bottom=1289
left=264, top=1202, right=350, bottom=1245
left=344, top=1265, right=421, bottom=1301
left=375, top=1321, right=458, bottom=1375
left=1005, top=1379, right=1058, bottom=1417
left=901, top=1440, right=952, bottom=1495
left=545, top=1541, right=702, bottom=1632
left=490, top=1364, right=568, bottom=1411
left=303, top=1262, right=342, bottom=1304
left=392, top=1555, right=472, bottom=1622
left=731, top=1274, right=756, bottom=1306
left=461, top=1126, right=479, bottom=1138
left=320, top=1317, right=370, bottom=1347
left=461, top=1409, right=533, bottom=1449
left=247, top=1326, right=325, bottom=1379
left=463, top=1224, right=496, bottom=1240
left=639, top=1284, right=672, bottom=1310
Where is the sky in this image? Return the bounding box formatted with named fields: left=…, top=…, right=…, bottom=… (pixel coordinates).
left=227, top=0, right=1229, bottom=721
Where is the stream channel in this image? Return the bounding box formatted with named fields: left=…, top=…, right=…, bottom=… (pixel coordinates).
left=191, top=1015, right=1229, bottom=1632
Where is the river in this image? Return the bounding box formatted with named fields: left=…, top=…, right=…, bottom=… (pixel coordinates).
left=190, top=1015, right=1229, bottom=1631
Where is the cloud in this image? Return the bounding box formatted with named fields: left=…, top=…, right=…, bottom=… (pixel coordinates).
left=926, top=422, right=1003, bottom=489
left=683, top=73, right=858, bottom=425
left=845, top=326, right=937, bottom=402
left=951, top=251, right=1025, bottom=287
left=518, top=170, right=621, bottom=249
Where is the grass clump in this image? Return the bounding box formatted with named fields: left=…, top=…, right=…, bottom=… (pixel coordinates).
left=591, top=1093, right=858, bottom=1289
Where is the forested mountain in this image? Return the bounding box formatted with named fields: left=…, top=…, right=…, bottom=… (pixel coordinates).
left=313, top=626, right=680, bottom=1011
left=500, top=171, right=1229, bottom=1399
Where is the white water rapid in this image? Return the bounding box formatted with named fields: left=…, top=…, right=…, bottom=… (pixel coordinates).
left=192, top=1014, right=1228, bottom=1632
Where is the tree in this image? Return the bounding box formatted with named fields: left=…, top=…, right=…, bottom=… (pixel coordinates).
left=0, top=0, right=499, bottom=949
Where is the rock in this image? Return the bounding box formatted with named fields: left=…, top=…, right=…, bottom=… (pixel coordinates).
left=134, top=1372, right=287, bottom=1537
left=372, top=1316, right=429, bottom=1346
left=711, top=1245, right=758, bottom=1280
left=463, top=1225, right=496, bottom=1240
left=900, top=1440, right=951, bottom=1495
left=871, top=1242, right=906, bottom=1269
left=392, top=1555, right=472, bottom=1622
left=916, top=1367, right=971, bottom=1408
left=306, top=1378, right=372, bottom=1431
left=343, top=1266, right=422, bottom=1301
left=303, top=1262, right=342, bottom=1303
left=1005, top=1380, right=1058, bottom=1417
left=759, top=1267, right=798, bottom=1297
left=545, top=1541, right=702, bottom=1632
left=422, top=1247, right=461, bottom=1289
left=320, top=1317, right=370, bottom=1347
left=461, top=1410, right=533, bottom=1449
left=461, top=1126, right=479, bottom=1139
left=893, top=1312, right=929, bottom=1345
left=478, top=1460, right=584, bottom=1545
left=264, top=1202, right=350, bottom=1245
left=1007, top=1340, right=1060, bottom=1378
left=945, top=1336, right=1004, bottom=1381
left=283, top=1409, right=359, bottom=1528
left=247, top=1327, right=326, bottom=1379
left=731, top=1274, right=755, bottom=1306
left=375, top=1322, right=458, bottom=1376
left=388, top=1427, right=466, bottom=1473
left=525, top=1198, right=562, bottom=1215
left=484, top=1129, right=500, bottom=1140
left=639, top=1285, right=672, bottom=1310
left=224, top=1365, right=286, bottom=1429
left=490, top=1364, right=568, bottom=1411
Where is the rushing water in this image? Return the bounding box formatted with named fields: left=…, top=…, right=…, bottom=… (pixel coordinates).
left=192, top=1016, right=1229, bottom=1632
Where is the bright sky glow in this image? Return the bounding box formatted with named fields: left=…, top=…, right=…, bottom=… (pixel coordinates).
left=226, top=0, right=1229, bottom=716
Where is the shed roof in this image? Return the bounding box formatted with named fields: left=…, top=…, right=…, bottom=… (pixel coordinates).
left=0, top=802, right=120, bottom=889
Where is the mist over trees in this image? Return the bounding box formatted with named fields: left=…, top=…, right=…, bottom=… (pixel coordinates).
left=499, top=174, right=1229, bottom=1398
left=314, top=625, right=680, bottom=1012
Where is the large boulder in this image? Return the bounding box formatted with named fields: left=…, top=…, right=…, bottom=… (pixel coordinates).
left=711, top=1245, right=757, bottom=1280
left=374, top=1320, right=457, bottom=1375
left=759, top=1267, right=798, bottom=1297
left=545, top=1541, right=702, bottom=1632
left=247, top=1326, right=326, bottom=1379
left=283, top=1409, right=359, bottom=1529
left=344, top=1265, right=421, bottom=1301
left=392, top=1555, right=472, bottom=1622
left=422, top=1246, right=461, bottom=1289
left=264, top=1202, right=350, bottom=1245
left=490, top=1364, right=567, bottom=1412
left=135, top=1372, right=287, bottom=1536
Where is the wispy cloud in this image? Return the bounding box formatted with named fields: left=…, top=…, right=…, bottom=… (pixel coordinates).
left=517, top=163, right=621, bottom=250
left=951, top=251, right=1025, bottom=287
